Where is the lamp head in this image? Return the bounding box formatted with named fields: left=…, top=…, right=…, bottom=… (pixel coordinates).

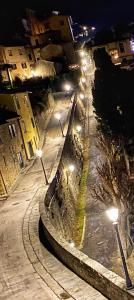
left=68, top=164, right=75, bottom=172
left=106, top=207, right=119, bottom=224
left=55, top=113, right=61, bottom=120
left=36, top=149, right=42, bottom=158
left=76, top=125, right=82, bottom=132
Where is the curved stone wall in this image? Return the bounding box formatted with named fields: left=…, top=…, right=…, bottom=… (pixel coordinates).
left=40, top=97, right=134, bottom=300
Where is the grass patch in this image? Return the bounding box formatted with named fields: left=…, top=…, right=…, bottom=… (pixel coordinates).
left=74, top=140, right=90, bottom=246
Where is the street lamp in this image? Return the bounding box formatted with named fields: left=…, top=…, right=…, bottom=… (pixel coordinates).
left=63, top=83, right=72, bottom=92
left=36, top=149, right=49, bottom=185
left=66, top=164, right=75, bottom=184
left=81, top=77, right=86, bottom=83
left=79, top=93, right=85, bottom=100
left=68, top=240, right=75, bottom=247
left=55, top=113, right=64, bottom=137
left=76, top=125, right=82, bottom=133
left=106, top=207, right=133, bottom=290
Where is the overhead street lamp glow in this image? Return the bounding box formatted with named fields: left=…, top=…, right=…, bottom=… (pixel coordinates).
left=68, top=164, right=75, bottom=172
left=106, top=207, right=118, bottom=224
left=81, top=77, right=86, bottom=83
left=79, top=93, right=84, bottom=100
left=36, top=149, right=42, bottom=158
left=55, top=113, right=64, bottom=137
left=106, top=207, right=133, bottom=290
left=76, top=125, right=82, bottom=132
left=36, top=149, right=49, bottom=185
left=55, top=113, right=61, bottom=120
left=64, top=83, right=72, bottom=92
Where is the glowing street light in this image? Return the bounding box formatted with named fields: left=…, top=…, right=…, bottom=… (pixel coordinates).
left=79, top=93, right=85, bottom=100
left=81, top=77, right=86, bottom=83
left=76, top=125, right=82, bottom=133
left=36, top=149, right=49, bottom=185
left=106, top=207, right=133, bottom=290
left=63, top=83, right=72, bottom=92
left=66, top=164, right=75, bottom=185
left=68, top=240, right=75, bottom=247
left=68, top=164, right=75, bottom=172
left=55, top=113, right=64, bottom=137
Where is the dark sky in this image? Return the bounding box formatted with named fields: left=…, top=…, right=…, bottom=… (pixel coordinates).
left=1, top=0, right=134, bottom=29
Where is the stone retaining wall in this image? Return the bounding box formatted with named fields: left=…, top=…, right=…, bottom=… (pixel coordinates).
left=40, top=95, right=134, bottom=300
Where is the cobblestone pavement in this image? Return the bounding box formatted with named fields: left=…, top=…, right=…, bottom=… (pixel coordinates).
left=0, top=95, right=108, bottom=299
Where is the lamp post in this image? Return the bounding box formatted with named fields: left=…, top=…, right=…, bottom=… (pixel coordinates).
left=66, top=164, right=75, bottom=185
left=106, top=207, right=133, bottom=290
left=55, top=113, right=64, bottom=137
left=36, top=149, right=49, bottom=185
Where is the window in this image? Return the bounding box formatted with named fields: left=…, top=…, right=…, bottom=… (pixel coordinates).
left=60, top=20, right=64, bottom=26
left=31, top=117, right=35, bottom=128
left=28, top=53, right=32, bottom=61
left=9, top=124, right=16, bottom=138
left=35, top=39, right=39, bottom=47
left=3, top=156, right=7, bottom=166
left=21, top=62, right=27, bottom=69
left=18, top=48, right=23, bottom=55
left=12, top=64, right=17, bottom=70
left=8, top=49, right=13, bottom=56
left=16, top=99, right=20, bottom=109
left=119, top=42, right=125, bottom=53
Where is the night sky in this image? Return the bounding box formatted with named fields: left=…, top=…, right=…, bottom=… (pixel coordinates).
left=1, top=0, right=134, bottom=30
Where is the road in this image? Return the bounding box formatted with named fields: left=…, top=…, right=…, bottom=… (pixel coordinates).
left=0, top=94, right=107, bottom=299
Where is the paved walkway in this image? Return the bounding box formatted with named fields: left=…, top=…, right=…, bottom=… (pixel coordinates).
left=0, top=95, right=107, bottom=299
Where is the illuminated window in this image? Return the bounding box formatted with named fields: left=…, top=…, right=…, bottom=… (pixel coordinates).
left=21, top=62, right=27, bottom=69
left=8, top=50, right=13, bottom=56
left=110, top=49, right=119, bottom=60
left=9, top=124, right=16, bottom=138
left=12, top=64, right=17, bottom=70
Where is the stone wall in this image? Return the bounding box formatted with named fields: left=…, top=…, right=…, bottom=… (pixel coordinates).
left=40, top=94, right=134, bottom=300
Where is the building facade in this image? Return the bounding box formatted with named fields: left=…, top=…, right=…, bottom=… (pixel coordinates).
left=0, top=45, right=35, bottom=83
left=0, top=110, right=26, bottom=195
left=0, top=92, right=39, bottom=159
left=91, top=38, right=134, bottom=65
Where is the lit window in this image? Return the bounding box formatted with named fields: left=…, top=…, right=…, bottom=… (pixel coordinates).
left=21, top=63, right=27, bottom=69
left=18, top=48, right=23, bottom=55
left=110, top=49, right=119, bottom=60
left=12, top=64, right=17, bottom=70
left=8, top=50, right=13, bottom=56
left=9, top=124, right=16, bottom=138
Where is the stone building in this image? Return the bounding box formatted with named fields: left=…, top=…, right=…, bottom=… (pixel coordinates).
left=0, top=44, right=35, bottom=84
left=0, top=109, right=26, bottom=195
left=0, top=92, right=39, bottom=160
left=90, top=38, right=134, bottom=65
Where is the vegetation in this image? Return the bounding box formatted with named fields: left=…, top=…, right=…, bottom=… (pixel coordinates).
left=93, top=48, right=134, bottom=141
